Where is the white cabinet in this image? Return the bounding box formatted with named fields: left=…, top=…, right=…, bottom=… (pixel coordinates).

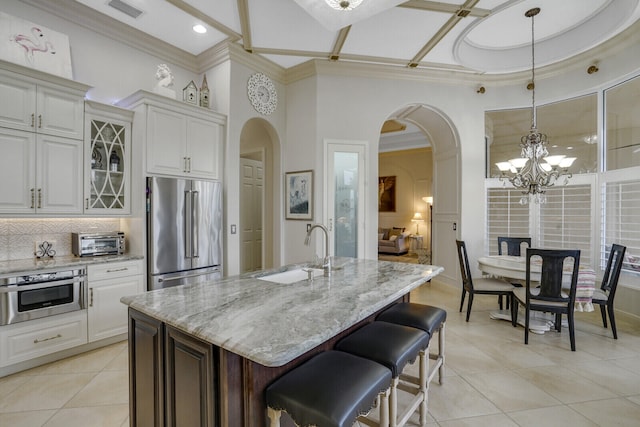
left=0, top=311, right=88, bottom=368
left=117, top=90, right=225, bottom=180
left=84, top=101, right=134, bottom=214
left=0, top=69, right=85, bottom=140
left=0, top=127, right=83, bottom=214
left=87, top=260, right=144, bottom=342
left=0, top=62, right=89, bottom=215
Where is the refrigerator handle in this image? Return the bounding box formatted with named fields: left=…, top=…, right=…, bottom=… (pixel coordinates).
left=185, top=190, right=193, bottom=258
left=192, top=190, right=199, bottom=258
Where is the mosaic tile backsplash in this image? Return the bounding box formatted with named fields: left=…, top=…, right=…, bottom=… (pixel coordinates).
left=0, top=218, right=122, bottom=261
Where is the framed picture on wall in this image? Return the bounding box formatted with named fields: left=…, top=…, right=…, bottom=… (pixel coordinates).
left=378, top=176, right=396, bottom=212
left=285, top=170, right=313, bottom=220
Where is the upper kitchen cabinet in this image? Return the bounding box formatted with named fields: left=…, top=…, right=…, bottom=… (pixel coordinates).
left=0, top=62, right=87, bottom=140
left=0, top=61, right=89, bottom=215
left=0, top=128, right=83, bottom=214
left=117, top=90, right=225, bottom=181
left=84, top=101, right=134, bottom=214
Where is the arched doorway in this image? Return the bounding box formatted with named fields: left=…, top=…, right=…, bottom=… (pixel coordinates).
left=379, top=104, right=461, bottom=286
left=239, top=118, right=281, bottom=273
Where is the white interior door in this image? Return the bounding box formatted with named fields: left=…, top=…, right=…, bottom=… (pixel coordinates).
left=240, top=158, right=263, bottom=272
left=325, top=141, right=366, bottom=258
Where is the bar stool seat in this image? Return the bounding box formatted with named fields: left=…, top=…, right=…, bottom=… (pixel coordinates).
left=377, top=303, right=446, bottom=385
left=266, top=350, right=392, bottom=427
left=335, top=321, right=430, bottom=427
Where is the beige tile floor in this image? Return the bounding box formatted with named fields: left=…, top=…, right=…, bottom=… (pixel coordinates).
left=1, top=279, right=640, bottom=426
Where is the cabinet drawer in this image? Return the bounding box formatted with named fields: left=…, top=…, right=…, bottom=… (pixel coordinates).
left=0, top=311, right=87, bottom=367
left=88, top=259, right=143, bottom=281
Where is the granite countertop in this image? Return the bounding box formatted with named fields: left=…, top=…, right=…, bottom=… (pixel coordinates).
left=121, top=257, right=444, bottom=367
left=0, top=254, right=144, bottom=276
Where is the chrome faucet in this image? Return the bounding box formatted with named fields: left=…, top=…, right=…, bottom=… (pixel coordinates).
left=304, top=224, right=332, bottom=277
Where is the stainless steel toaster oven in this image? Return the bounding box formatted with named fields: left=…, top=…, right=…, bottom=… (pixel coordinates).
left=72, top=232, right=125, bottom=257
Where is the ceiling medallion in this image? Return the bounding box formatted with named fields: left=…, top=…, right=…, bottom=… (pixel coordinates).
left=496, top=7, right=575, bottom=205
left=325, top=0, right=363, bottom=11
left=247, top=73, right=277, bottom=116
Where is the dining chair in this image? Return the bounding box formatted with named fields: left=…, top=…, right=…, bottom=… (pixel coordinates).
left=456, top=240, right=514, bottom=322
left=497, top=236, right=532, bottom=256
left=511, top=248, right=581, bottom=351
left=497, top=237, right=532, bottom=309
left=592, top=244, right=627, bottom=339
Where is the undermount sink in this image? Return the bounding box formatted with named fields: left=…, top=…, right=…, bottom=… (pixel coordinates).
left=257, top=268, right=324, bottom=284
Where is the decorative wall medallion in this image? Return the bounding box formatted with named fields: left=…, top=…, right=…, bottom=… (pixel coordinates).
left=247, top=73, right=277, bottom=115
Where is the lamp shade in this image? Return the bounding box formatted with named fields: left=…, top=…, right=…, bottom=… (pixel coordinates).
left=411, top=212, right=424, bottom=222
left=422, top=196, right=433, bottom=205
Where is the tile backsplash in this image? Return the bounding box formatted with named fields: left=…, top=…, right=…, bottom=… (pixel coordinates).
left=0, top=218, right=122, bottom=261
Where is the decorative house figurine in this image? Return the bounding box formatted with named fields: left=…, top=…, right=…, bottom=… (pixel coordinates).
left=200, top=75, right=210, bottom=108
left=183, top=80, right=198, bottom=104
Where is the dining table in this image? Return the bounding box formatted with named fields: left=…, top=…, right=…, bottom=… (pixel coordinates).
left=477, top=255, right=597, bottom=333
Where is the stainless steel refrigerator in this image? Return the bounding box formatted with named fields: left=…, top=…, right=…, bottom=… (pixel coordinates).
left=147, top=176, right=223, bottom=290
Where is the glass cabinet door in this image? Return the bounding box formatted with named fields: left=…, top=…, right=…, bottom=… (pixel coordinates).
left=84, top=102, right=132, bottom=214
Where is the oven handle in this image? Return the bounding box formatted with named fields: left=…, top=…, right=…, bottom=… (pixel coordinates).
left=0, top=277, right=85, bottom=293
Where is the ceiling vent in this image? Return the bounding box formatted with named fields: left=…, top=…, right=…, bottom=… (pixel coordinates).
left=108, top=0, right=144, bottom=19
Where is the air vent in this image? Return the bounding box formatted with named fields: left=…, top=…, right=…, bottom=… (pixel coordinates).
left=108, top=0, right=144, bottom=19
left=457, top=9, right=471, bottom=17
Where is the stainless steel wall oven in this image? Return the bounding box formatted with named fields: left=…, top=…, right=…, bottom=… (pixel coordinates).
left=0, top=267, right=87, bottom=325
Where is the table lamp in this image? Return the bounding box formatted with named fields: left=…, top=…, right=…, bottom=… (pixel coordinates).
left=411, top=212, right=424, bottom=235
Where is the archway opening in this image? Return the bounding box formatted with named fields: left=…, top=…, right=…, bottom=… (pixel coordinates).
left=239, top=118, right=281, bottom=272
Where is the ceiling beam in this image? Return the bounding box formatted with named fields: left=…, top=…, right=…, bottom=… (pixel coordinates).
left=399, top=0, right=490, bottom=18
left=165, top=0, right=242, bottom=41
left=407, top=0, right=480, bottom=68
left=237, top=0, right=253, bottom=52
left=329, top=27, right=351, bottom=61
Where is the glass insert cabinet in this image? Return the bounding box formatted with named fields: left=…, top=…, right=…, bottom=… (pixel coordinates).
left=84, top=101, right=133, bottom=214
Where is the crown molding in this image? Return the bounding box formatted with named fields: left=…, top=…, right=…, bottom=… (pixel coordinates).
left=200, top=43, right=286, bottom=83
left=21, top=0, right=199, bottom=73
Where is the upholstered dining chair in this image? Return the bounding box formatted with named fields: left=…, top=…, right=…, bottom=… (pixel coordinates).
left=497, top=236, right=532, bottom=309
left=592, top=244, right=627, bottom=339
left=456, top=240, right=514, bottom=322
left=511, top=248, right=581, bottom=351
left=497, top=236, right=532, bottom=256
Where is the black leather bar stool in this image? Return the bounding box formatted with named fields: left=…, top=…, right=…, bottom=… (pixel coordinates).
left=335, top=321, right=430, bottom=427
left=377, top=303, right=446, bottom=387
left=265, top=350, right=392, bottom=427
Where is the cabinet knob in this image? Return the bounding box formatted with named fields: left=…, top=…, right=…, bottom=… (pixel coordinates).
left=31, top=113, right=35, bottom=128
left=37, top=188, right=42, bottom=209
left=183, top=157, right=188, bottom=173
left=89, top=288, right=94, bottom=307
left=38, top=114, right=42, bottom=128
left=30, top=188, right=35, bottom=209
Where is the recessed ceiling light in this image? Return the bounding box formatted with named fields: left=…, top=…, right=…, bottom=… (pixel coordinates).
left=193, top=24, right=207, bottom=34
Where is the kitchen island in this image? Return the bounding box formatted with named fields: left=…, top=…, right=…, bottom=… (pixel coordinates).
left=121, top=257, right=443, bottom=427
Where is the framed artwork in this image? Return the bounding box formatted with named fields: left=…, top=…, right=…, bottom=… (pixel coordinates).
left=378, top=176, right=396, bottom=212
left=0, top=12, right=73, bottom=79
left=285, top=170, right=313, bottom=220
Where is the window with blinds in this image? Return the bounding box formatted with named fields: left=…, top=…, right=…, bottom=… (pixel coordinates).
left=603, top=179, right=640, bottom=275
left=486, top=188, right=530, bottom=255
left=539, top=185, right=592, bottom=261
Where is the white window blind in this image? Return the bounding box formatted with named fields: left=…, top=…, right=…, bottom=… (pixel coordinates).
left=539, top=185, right=592, bottom=261
left=603, top=179, right=640, bottom=275
left=487, top=188, right=530, bottom=255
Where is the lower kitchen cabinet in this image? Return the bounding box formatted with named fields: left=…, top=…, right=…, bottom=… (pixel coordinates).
left=0, top=311, right=88, bottom=368
left=87, top=260, right=144, bottom=342
left=128, top=310, right=219, bottom=427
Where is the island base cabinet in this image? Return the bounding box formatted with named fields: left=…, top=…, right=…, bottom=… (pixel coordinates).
left=165, top=326, right=218, bottom=427
left=128, top=309, right=164, bottom=427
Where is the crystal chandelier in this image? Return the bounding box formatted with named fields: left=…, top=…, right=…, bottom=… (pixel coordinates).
left=325, top=0, right=364, bottom=11
left=496, top=7, right=575, bottom=205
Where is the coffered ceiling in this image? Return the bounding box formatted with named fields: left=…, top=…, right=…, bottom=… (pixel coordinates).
left=28, top=0, right=640, bottom=75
